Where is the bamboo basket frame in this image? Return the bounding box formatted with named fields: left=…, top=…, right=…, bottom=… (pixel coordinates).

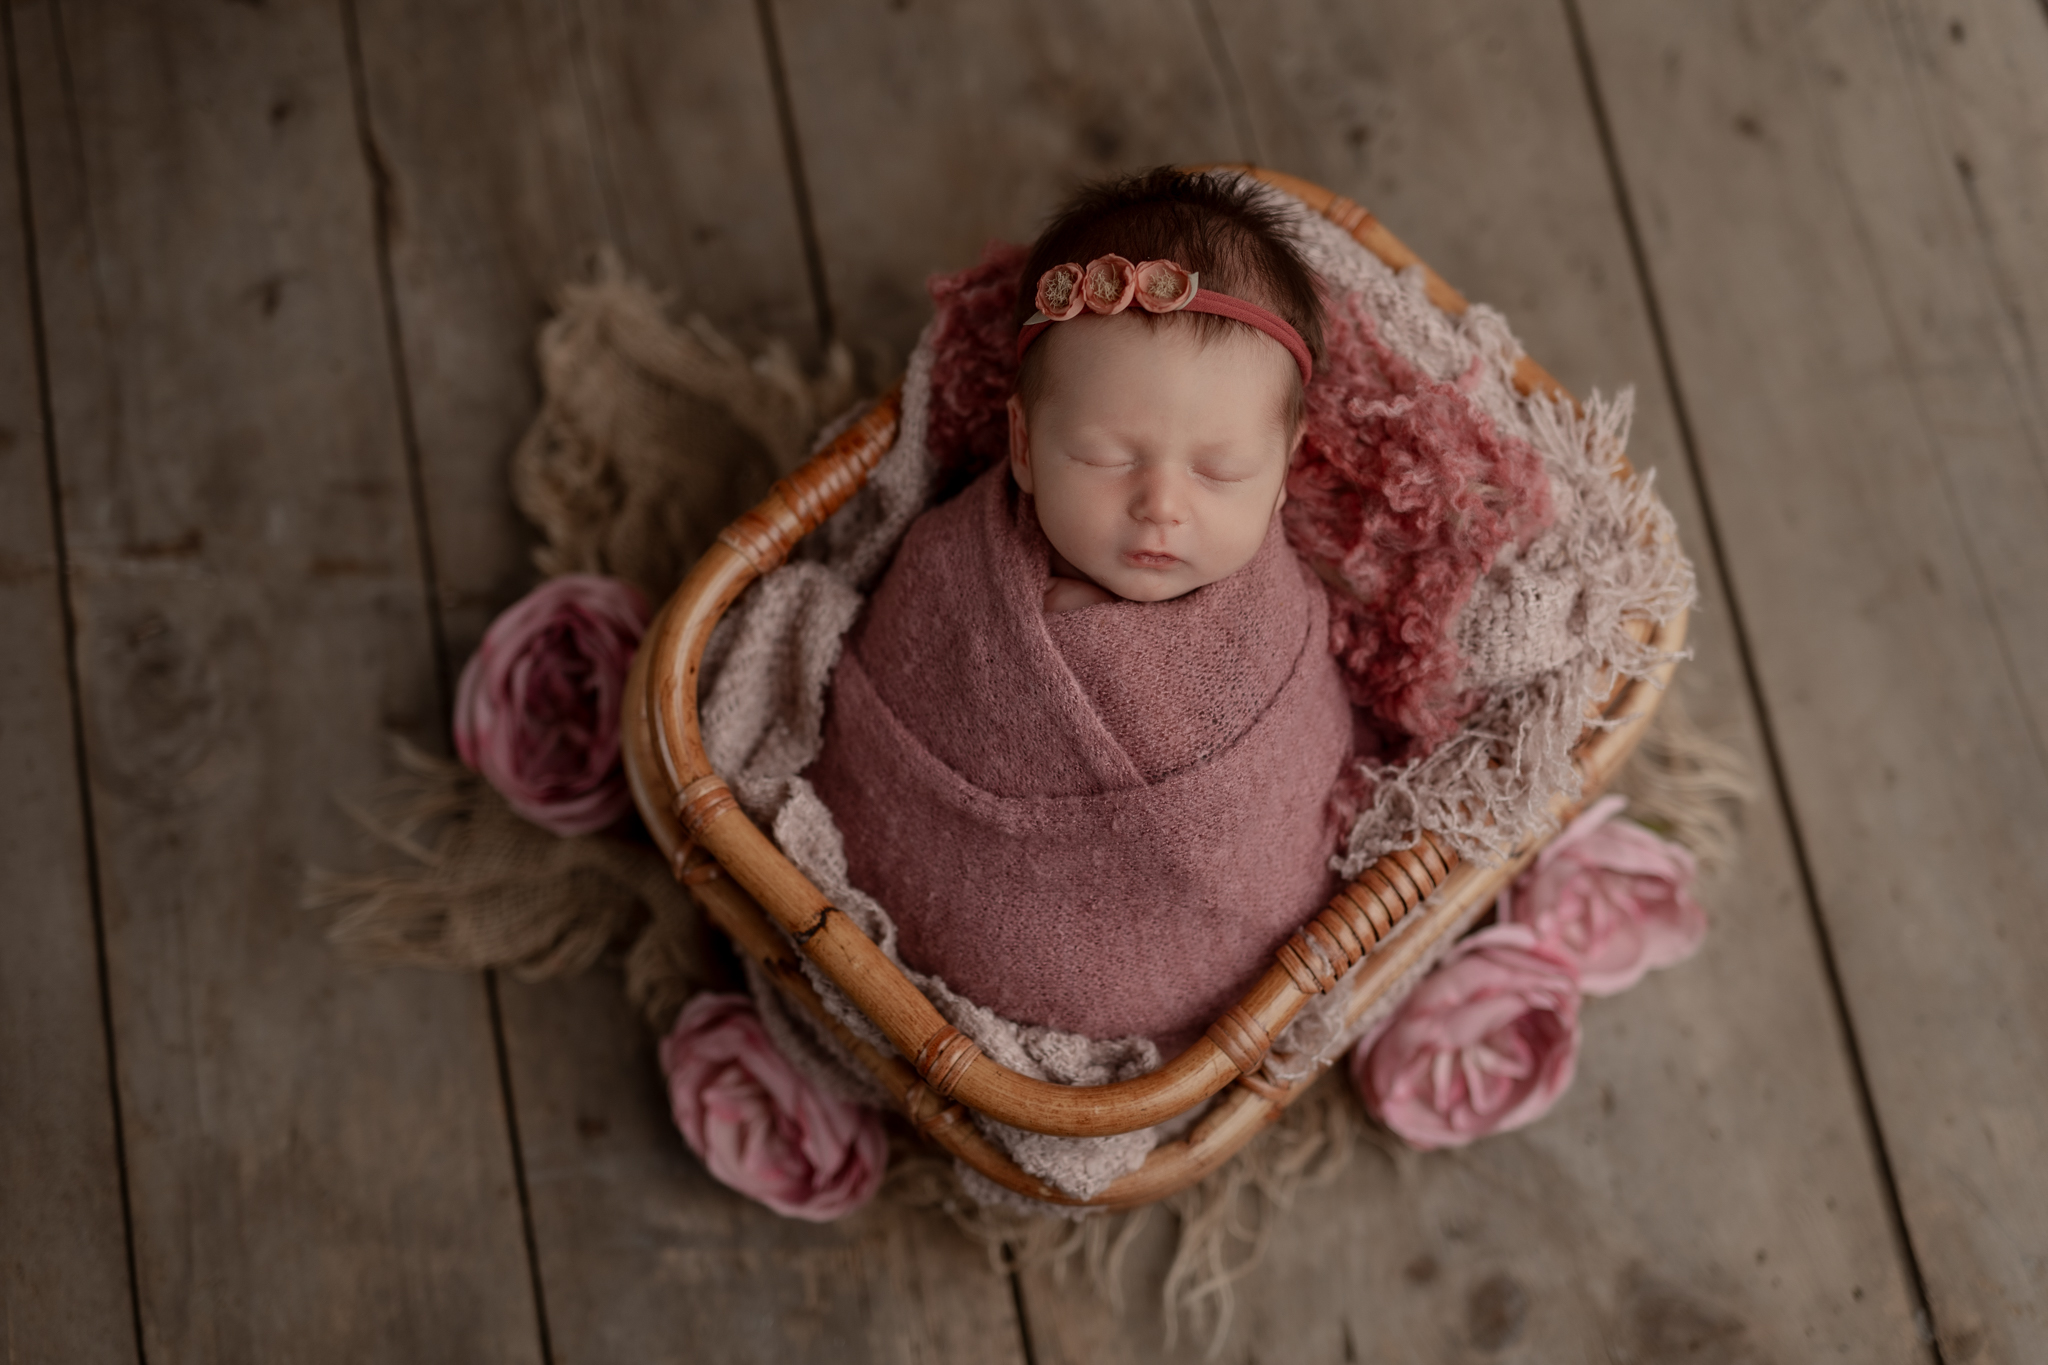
left=622, top=167, right=1687, bottom=1209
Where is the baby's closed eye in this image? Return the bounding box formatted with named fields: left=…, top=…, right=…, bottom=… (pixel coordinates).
left=1064, top=446, right=1135, bottom=471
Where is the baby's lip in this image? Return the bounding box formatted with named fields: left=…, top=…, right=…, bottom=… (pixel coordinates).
left=1122, top=549, right=1180, bottom=568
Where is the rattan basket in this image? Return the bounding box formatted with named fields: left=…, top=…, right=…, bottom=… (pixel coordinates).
left=621, top=167, right=1687, bottom=1209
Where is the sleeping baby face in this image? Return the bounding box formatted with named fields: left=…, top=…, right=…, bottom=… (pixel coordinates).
left=1006, top=312, right=1301, bottom=608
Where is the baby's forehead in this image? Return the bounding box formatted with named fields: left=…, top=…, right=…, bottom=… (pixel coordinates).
left=1023, top=317, right=1300, bottom=430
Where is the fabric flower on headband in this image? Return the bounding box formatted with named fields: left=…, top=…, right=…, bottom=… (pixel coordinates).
left=1018, top=251, right=1310, bottom=382
left=1027, top=255, right=1200, bottom=323
left=1034, top=262, right=1086, bottom=321
left=1134, top=259, right=1198, bottom=312
left=1083, top=255, right=1137, bottom=313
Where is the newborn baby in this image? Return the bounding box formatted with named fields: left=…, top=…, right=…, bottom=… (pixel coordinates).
left=808, top=171, right=1353, bottom=1055
left=1009, top=258, right=1309, bottom=615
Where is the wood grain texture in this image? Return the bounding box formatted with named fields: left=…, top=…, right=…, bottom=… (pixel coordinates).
left=346, top=0, right=608, bottom=660
left=572, top=0, right=823, bottom=352
left=349, top=0, right=819, bottom=660
left=1575, top=0, right=2048, bottom=1356
left=1015, top=0, right=1930, bottom=1356
left=0, top=45, right=138, bottom=1363
left=12, top=3, right=542, bottom=1359
left=772, top=0, right=1249, bottom=362
left=347, top=1, right=1026, bottom=1357
left=1784, top=0, right=2048, bottom=756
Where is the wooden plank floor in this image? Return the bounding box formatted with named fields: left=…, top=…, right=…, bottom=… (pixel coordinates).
left=3, top=1, right=2041, bottom=1360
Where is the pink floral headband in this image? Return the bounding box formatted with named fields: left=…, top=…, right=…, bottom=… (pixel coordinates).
left=1016, top=255, right=1314, bottom=385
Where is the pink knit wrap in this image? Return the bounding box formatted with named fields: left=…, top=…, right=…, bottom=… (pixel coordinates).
left=807, top=463, right=1353, bottom=1053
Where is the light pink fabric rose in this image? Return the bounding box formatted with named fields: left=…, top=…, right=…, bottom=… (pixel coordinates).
left=1082, top=254, right=1137, bottom=313
left=453, top=573, right=649, bottom=837
left=1034, top=262, right=1086, bottom=321
left=1351, top=924, right=1580, bottom=1150
left=659, top=993, right=887, bottom=1221
left=1133, top=258, right=1197, bottom=312
left=1500, top=794, right=1706, bottom=996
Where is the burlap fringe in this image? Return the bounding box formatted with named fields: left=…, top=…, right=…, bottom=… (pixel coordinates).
left=310, top=741, right=717, bottom=1023
left=510, top=247, right=856, bottom=602
left=314, top=251, right=1756, bottom=1354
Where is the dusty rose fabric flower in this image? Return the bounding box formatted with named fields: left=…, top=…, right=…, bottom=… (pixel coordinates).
left=453, top=573, right=650, bottom=837
left=659, top=993, right=887, bottom=1221
left=1034, top=262, right=1086, bottom=321
left=1500, top=794, right=1706, bottom=996
left=1133, top=259, right=1197, bottom=312
left=1082, top=254, right=1137, bottom=313
left=1351, top=924, right=1580, bottom=1150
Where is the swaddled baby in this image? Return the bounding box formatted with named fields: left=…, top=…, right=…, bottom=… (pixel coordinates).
left=809, top=172, right=1352, bottom=1056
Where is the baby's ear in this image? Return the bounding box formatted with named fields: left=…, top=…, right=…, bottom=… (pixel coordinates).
left=1274, top=424, right=1304, bottom=513
left=1007, top=393, right=1034, bottom=494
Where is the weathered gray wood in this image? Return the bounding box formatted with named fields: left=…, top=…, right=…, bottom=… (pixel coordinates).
left=0, top=47, right=138, bottom=1363
left=345, top=0, right=605, bottom=661
left=349, top=0, right=823, bottom=660
left=1573, top=0, right=2048, bottom=1358
left=1911, top=0, right=2048, bottom=439
left=773, top=0, right=1249, bottom=363
left=1815, top=0, right=2048, bottom=764
left=347, top=0, right=1029, bottom=1356
left=1014, top=0, right=1933, bottom=1357
left=11, top=3, right=543, bottom=1359
left=572, top=0, right=824, bottom=353
left=17, top=0, right=2023, bottom=1357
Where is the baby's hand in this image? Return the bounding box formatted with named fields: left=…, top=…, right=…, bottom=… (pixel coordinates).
left=1044, top=574, right=1117, bottom=614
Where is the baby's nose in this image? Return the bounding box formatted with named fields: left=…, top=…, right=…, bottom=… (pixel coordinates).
left=1131, top=469, right=1189, bottom=525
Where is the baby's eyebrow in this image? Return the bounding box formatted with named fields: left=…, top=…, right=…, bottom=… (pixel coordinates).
left=1189, top=435, right=1284, bottom=462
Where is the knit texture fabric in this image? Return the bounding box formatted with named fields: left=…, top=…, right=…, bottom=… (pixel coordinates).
left=807, top=462, right=1353, bottom=1053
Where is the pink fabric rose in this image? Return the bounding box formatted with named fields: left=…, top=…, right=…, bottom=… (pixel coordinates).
left=1351, top=924, right=1580, bottom=1150
left=1034, top=262, right=1086, bottom=321
left=453, top=573, right=649, bottom=837
left=1500, top=794, right=1706, bottom=996
left=1082, top=254, right=1137, bottom=313
left=1133, top=258, right=1197, bottom=312
left=659, top=993, right=887, bottom=1221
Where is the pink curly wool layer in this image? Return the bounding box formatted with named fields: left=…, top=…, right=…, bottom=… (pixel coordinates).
left=1288, top=295, right=1553, bottom=754
left=923, top=242, right=1030, bottom=499
left=917, top=249, right=1553, bottom=758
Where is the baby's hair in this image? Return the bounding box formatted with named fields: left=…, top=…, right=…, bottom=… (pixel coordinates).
left=1014, top=167, right=1326, bottom=429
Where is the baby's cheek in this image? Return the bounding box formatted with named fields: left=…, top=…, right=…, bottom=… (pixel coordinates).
left=1222, top=500, right=1278, bottom=560
left=1037, top=488, right=1110, bottom=570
